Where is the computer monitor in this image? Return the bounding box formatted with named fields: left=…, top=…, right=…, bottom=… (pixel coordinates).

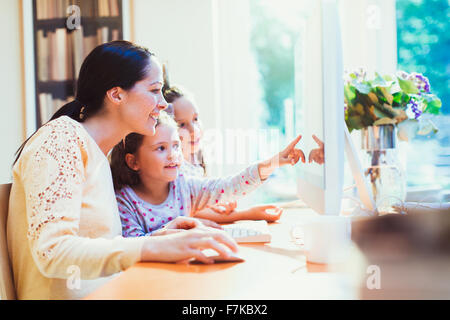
left=294, top=0, right=376, bottom=216
left=294, top=0, right=344, bottom=215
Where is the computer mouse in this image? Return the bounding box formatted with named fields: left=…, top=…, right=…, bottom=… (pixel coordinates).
left=197, top=248, right=245, bottom=263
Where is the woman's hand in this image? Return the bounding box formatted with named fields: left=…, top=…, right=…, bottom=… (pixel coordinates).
left=207, top=201, right=237, bottom=215
left=141, top=227, right=239, bottom=264
left=152, top=216, right=223, bottom=236
left=244, top=205, right=283, bottom=222
left=258, top=134, right=305, bottom=180
left=308, top=134, right=324, bottom=165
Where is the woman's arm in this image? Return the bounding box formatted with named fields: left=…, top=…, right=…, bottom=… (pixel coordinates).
left=21, top=122, right=146, bottom=279
left=140, top=227, right=238, bottom=264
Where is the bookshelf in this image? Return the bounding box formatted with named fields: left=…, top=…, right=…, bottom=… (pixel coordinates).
left=22, top=0, right=130, bottom=134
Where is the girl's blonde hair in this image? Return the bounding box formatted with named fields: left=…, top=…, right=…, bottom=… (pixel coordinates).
left=110, top=111, right=178, bottom=190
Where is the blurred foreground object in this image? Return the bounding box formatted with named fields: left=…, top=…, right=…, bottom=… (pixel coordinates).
left=352, top=208, right=450, bottom=299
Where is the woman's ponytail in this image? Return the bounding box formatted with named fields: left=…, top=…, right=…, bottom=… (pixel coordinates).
left=49, top=99, right=85, bottom=122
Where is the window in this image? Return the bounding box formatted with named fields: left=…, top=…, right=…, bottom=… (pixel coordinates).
left=396, top=0, right=449, bottom=199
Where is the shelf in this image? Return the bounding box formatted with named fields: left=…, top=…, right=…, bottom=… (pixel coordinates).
left=35, top=16, right=122, bottom=31
left=24, top=0, right=127, bottom=129
left=37, top=80, right=76, bottom=97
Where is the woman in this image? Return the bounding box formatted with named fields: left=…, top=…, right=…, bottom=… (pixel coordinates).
left=7, top=41, right=238, bottom=300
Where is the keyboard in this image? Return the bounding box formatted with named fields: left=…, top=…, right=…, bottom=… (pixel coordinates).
left=222, top=220, right=272, bottom=243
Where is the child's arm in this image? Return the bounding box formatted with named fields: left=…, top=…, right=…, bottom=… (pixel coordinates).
left=185, top=134, right=305, bottom=213
left=117, top=198, right=152, bottom=237
left=193, top=205, right=283, bottom=223
left=185, top=164, right=262, bottom=214
left=257, top=134, right=305, bottom=180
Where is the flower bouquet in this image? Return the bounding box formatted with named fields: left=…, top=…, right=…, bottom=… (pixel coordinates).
left=343, top=68, right=442, bottom=212
left=344, top=68, right=442, bottom=140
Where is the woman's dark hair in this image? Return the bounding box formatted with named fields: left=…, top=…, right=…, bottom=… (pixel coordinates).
left=162, top=64, right=207, bottom=176
left=110, top=111, right=178, bottom=190
left=14, top=40, right=154, bottom=165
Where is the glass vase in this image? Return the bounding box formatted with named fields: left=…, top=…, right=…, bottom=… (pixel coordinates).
left=360, top=125, right=407, bottom=213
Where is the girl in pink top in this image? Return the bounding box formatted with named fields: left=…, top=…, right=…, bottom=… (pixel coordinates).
left=111, top=111, right=306, bottom=237
left=162, top=73, right=289, bottom=222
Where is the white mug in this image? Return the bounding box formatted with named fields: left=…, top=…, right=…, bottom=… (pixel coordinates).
left=291, top=216, right=351, bottom=264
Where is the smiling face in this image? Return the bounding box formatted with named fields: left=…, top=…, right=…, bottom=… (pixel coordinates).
left=120, top=56, right=168, bottom=136
left=132, top=123, right=182, bottom=184
left=173, top=96, right=203, bottom=159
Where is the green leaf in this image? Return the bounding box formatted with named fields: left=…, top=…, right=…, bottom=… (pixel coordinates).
left=352, top=80, right=371, bottom=94
left=392, top=92, right=410, bottom=107
left=397, top=77, right=419, bottom=94
left=372, top=73, right=388, bottom=87
left=344, top=84, right=356, bottom=104
left=378, top=87, right=394, bottom=105
left=424, top=98, right=442, bottom=114
left=346, top=115, right=365, bottom=131
left=373, top=106, right=392, bottom=119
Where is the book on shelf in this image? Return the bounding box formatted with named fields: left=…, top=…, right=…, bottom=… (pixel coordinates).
left=36, top=26, right=119, bottom=82
left=39, top=92, right=74, bottom=124
left=98, top=0, right=120, bottom=17
left=97, top=26, right=108, bottom=43
left=36, top=0, right=70, bottom=20
left=36, top=30, right=49, bottom=82
left=35, top=0, right=121, bottom=20
left=38, top=28, right=72, bottom=81
left=53, top=28, right=68, bottom=81
left=34, top=0, right=124, bottom=126
left=71, top=27, right=84, bottom=77
left=111, top=28, right=120, bottom=41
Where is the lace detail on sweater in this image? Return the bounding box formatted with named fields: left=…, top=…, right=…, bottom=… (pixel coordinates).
left=25, top=118, right=86, bottom=258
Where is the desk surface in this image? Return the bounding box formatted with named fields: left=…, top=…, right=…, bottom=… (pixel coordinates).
left=85, top=208, right=359, bottom=300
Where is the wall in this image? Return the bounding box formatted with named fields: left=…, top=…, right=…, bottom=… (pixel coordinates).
left=0, top=0, right=398, bottom=184
left=132, top=0, right=218, bottom=131
left=0, top=0, right=25, bottom=183
left=339, top=0, right=397, bottom=74
left=132, top=0, right=261, bottom=177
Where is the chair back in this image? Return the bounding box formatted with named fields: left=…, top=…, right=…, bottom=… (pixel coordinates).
left=0, top=183, right=16, bottom=300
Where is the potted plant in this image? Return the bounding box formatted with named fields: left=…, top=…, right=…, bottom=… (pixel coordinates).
left=344, top=68, right=442, bottom=212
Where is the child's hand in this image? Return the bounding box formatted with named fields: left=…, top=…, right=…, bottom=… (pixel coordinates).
left=308, top=134, right=324, bottom=165
left=279, top=134, right=306, bottom=166
left=207, top=201, right=237, bottom=215
left=245, top=204, right=283, bottom=222
left=258, top=134, right=305, bottom=180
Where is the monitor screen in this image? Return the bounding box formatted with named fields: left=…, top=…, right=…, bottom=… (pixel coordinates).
left=294, top=0, right=325, bottom=190
left=294, top=0, right=345, bottom=215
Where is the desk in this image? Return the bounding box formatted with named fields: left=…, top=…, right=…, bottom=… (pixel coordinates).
left=84, top=208, right=360, bottom=300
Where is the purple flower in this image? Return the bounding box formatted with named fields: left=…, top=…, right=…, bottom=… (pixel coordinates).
left=408, top=99, right=422, bottom=119
left=412, top=73, right=431, bottom=93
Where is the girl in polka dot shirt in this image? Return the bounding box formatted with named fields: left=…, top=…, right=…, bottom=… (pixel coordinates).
left=111, top=111, right=305, bottom=237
